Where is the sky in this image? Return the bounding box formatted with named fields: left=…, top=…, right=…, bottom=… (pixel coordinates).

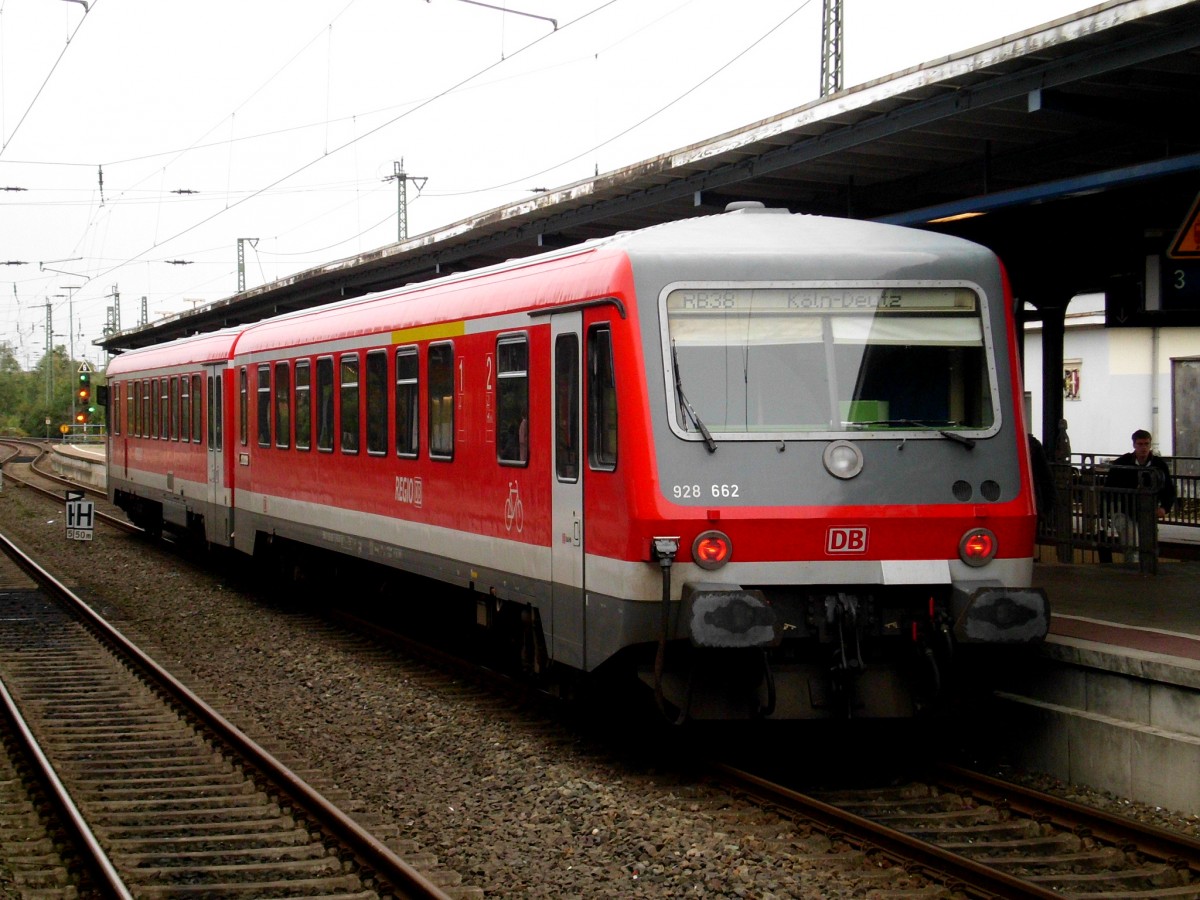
left=0, top=0, right=1097, bottom=369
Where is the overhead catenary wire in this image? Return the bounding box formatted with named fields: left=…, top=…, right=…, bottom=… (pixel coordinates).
left=0, top=0, right=97, bottom=159
left=7, top=1, right=813, bottom=362
left=87, top=0, right=621, bottom=285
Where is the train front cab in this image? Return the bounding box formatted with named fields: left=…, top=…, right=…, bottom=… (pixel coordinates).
left=597, top=222, right=1051, bottom=722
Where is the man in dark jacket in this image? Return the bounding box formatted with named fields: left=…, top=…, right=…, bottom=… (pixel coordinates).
left=1107, top=429, right=1176, bottom=519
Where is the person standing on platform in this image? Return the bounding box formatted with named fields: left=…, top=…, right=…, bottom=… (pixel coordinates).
left=1102, top=429, right=1175, bottom=565
left=1107, top=429, right=1176, bottom=519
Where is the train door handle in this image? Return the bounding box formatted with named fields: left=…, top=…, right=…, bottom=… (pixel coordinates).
left=573, top=520, right=581, bottom=546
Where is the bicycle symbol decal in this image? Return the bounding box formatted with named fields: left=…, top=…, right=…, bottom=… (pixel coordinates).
left=504, top=480, right=524, bottom=534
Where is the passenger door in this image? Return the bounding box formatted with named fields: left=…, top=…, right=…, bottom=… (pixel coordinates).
left=205, top=365, right=230, bottom=545
left=550, top=313, right=585, bottom=669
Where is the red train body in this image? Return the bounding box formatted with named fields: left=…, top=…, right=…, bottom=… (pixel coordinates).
left=106, top=208, right=1048, bottom=720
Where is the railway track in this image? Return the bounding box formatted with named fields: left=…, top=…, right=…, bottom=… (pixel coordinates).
left=714, top=760, right=1200, bottom=898
left=11, top=439, right=1200, bottom=896
left=0, top=530, right=461, bottom=899
left=0, top=440, right=137, bottom=538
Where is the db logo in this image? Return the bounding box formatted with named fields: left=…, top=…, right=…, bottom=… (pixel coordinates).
left=826, top=526, right=868, bottom=554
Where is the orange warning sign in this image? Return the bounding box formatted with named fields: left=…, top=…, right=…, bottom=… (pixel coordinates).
left=1168, top=192, right=1200, bottom=259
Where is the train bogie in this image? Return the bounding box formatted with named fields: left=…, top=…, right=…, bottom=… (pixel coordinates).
left=105, top=207, right=1048, bottom=721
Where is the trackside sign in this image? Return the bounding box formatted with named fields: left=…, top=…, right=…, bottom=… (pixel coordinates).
left=65, top=490, right=95, bottom=542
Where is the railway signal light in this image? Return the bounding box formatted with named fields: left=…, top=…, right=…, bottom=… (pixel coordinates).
left=78, top=371, right=91, bottom=405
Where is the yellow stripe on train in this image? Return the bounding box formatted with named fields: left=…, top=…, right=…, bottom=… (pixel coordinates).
left=391, top=322, right=465, bottom=344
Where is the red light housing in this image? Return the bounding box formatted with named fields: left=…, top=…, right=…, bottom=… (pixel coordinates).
left=692, top=530, right=732, bottom=570
left=959, top=528, right=997, bottom=567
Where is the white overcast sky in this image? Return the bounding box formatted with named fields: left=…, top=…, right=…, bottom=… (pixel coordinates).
left=0, top=0, right=1094, bottom=368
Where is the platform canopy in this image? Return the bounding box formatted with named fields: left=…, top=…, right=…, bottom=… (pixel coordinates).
left=100, top=0, right=1200, bottom=355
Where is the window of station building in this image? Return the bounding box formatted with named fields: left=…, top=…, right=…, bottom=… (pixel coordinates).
left=395, top=347, right=419, bottom=458
left=587, top=325, right=617, bottom=471
left=257, top=364, right=271, bottom=448
left=428, top=342, right=454, bottom=460
left=239, top=368, right=248, bottom=446
left=275, top=361, right=291, bottom=449
left=366, top=349, right=387, bottom=456
left=496, top=335, right=528, bottom=466
left=295, top=360, right=312, bottom=451
left=316, top=356, right=334, bottom=452
left=180, top=375, right=190, bottom=442
left=555, top=334, right=580, bottom=482
left=340, top=354, right=360, bottom=455
left=191, top=374, right=202, bottom=443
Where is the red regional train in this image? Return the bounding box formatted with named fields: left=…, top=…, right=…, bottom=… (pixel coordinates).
left=105, top=205, right=1049, bottom=720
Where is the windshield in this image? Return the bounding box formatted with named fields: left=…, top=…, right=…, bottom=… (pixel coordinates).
left=663, top=284, right=996, bottom=439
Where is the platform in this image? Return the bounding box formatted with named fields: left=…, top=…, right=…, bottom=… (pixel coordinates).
left=980, top=549, right=1200, bottom=816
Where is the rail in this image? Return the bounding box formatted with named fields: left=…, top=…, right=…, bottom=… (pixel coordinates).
left=1038, top=453, right=1200, bottom=574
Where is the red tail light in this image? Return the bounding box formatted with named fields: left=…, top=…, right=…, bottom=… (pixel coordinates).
left=959, top=528, right=997, bottom=567
left=692, top=530, right=732, bottom=570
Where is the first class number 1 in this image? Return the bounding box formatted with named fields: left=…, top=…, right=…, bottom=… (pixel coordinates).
left=673, top=483, right=740, bottom=499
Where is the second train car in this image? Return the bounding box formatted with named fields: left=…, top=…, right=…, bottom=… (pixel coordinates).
left=105, top=205, right=1049, bottom=720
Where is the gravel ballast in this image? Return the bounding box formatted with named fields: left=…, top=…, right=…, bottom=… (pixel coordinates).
left=3, top=480, right=1198, bottom=898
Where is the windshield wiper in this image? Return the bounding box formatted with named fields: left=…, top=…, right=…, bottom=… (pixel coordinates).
left=938, top=430, right=976, bottom=449
left=670, top=340, right=716, bottom=453
left=852, top=418, right=976, bottom=449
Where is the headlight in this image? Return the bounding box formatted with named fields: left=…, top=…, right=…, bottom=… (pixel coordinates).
left=823, top=440, right=863, bottom=479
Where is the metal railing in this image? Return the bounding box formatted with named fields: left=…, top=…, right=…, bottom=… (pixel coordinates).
left=1038, top=454, right=1199, bottom=574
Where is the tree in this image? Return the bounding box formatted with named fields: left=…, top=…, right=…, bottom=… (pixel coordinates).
left=0, top=344, right=105, bottom=438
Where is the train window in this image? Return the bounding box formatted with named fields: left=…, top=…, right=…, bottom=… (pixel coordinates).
left=555, top=334, right=579, bottom=482
left=174, top=374, right=182, bottom=441
left=275, top=361, right=291, bottom=449
left=150, top=378, right=159, bottom=438
left=143, top=379, right=151, bottom=438
left=180, top=376, right=190, bottom=442
left=340, top=354, right=360, bottom=454
left=587, top=325, right=617, bottom=471
left=191, top=375, right=202, bottom=443
left=257, top=364, right=271, bottom=448
left=112, top=382, right=121, bottom=436
left=395, top=347, right=419, bottom=458
left=365, top=349, right=387, bottom=456
left=496, top=335, right=528, bottom=466
left=295, top=360, right=311, bottom=451
left=316, top=356, right=334, bottom=452
left=159, top=376, right=169, bottom=441
left=207, top=376, right=215, bottom=450
left=239, top=368, right=249, bottom=446
left=663, top=285, right=995, bottom=439
left=428, top=342, right=454, bottom=460
left=214, top=373, right=223, bottom=450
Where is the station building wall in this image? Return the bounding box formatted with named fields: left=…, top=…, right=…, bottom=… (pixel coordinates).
left=1021, top=294, right=1200, bottom=459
